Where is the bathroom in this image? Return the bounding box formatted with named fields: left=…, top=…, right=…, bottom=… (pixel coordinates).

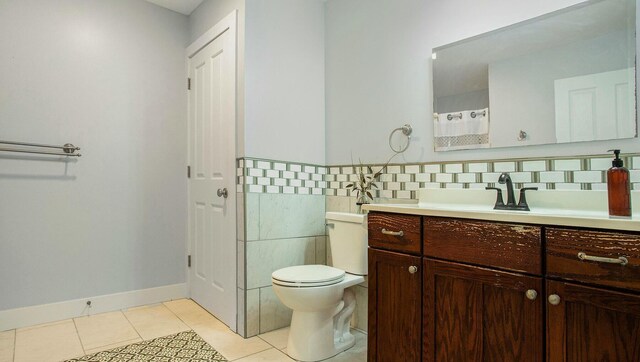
left=1, top=0, right=639, bottom=361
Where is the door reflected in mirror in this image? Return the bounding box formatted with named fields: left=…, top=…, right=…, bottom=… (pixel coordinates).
left=432, top=0, right=637, bottom=151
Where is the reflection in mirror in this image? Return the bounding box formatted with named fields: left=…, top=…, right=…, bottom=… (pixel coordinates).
left=432, top=0, right=637, bottom=151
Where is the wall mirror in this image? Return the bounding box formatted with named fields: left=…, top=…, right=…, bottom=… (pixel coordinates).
left=432, top=0, right=637, bottom=151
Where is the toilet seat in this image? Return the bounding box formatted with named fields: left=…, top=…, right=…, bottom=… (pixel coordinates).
left=272, top=265, right=345, bottom=287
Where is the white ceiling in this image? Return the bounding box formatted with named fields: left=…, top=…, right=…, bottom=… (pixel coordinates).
left=144, top=0, right=204, bottom=15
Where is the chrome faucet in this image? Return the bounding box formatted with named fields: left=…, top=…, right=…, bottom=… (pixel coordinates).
left=486, top=172, right=537, bottom=211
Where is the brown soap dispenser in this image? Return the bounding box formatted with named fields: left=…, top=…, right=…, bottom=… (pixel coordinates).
left=607, top=149, right=631, bottom=217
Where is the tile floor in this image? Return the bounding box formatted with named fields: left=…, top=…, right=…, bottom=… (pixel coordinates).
left=0, top=299, right=366, bottom=362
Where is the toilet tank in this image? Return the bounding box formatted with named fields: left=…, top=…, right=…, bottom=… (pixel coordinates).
left=326, top=212, right=368, bottom=275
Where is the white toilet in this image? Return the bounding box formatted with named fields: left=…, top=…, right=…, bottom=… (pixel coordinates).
left=271, top=212, right=367, bottom=362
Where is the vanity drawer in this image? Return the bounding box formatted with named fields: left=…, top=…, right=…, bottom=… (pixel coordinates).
left=368, top=212, right=422, bottom=255
left=546, top=227, right=640, bottom=291
left=424, top=217, right=542, bottom=275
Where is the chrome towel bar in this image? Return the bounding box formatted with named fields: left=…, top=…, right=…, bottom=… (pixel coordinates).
left=0, top=140, right=81, bottom=157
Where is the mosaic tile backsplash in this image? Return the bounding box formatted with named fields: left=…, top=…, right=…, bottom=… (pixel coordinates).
left=238, top=155, right=640, bottom=199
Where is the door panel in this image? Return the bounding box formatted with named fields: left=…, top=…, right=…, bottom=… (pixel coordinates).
left=368, top=248, right=422, bottom=362
left=424, top=259, right=543, bottom=362
left=188, top=23, right=236, bottom=330
left=547, top=280, right=640, bottom=362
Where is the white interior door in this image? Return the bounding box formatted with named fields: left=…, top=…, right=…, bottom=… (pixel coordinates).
left=188, top=20, right=236, bottom=330
left=554, top=68, right=636, bottom=143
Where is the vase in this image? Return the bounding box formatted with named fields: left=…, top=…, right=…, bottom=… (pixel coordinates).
left=355, top=193, right=370, bottom=214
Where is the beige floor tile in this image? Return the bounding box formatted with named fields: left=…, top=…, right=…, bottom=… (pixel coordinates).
left=280, top=329, right=367, bottom=362
left=163, top=299, right=223, bottom=329
left=233, top=348, right=295, bottom=362
left=324, top=329, right=367, bottom=362
left=258, top=327, right=289, bottom=350
left=123, top=304, right=189, bottom=340
left=191, top=323, right=271, bottom=361
left=14, top=319, right=84, bottom=362
left=83, top=337, right=142, bottom=355
left=74, top=311, right=140, bottom=351
left=0, top=330, right=15, bottom=362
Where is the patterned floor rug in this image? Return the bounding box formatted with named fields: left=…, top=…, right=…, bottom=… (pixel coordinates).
left=65, top=330, right=227, bottom=362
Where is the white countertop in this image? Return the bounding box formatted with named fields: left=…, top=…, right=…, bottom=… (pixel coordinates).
left=362, top=189, right=640, bottom=232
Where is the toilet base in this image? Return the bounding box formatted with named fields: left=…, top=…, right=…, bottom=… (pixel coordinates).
left=286, top=289, right=358, bottom=362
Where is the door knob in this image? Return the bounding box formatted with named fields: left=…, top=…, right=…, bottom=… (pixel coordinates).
left=408, top=266, right=418, bottom=274
left=217, top=188, right=228, bottom=198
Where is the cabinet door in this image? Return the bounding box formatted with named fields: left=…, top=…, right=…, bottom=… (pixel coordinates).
left=547, top=280, right=640, bottom=362
left=423, top=259, right=543, bottom=362
left=368, top=248, right=422, bottom=362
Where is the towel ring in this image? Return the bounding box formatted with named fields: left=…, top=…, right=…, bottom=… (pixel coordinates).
left=389, top=124, right=412, bottom=153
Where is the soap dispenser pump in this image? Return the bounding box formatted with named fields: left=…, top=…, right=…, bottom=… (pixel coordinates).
left=607, top=149, right=631, bottom=217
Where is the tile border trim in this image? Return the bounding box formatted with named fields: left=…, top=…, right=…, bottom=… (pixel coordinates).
left=238, top=154, right=640, bottom=198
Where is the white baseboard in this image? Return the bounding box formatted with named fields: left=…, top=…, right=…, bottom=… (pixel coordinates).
left=0, top=283, right=188, bottom=331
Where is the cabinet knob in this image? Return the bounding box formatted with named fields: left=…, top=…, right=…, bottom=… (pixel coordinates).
left=408, top=265, right=418, bottom=274
left=525, top=289, right=538, bottom=300
left=548, top=294, right=561, bottom=306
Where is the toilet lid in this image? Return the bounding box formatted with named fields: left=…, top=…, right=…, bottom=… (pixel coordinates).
left=272, top=265, right=345, bottom=287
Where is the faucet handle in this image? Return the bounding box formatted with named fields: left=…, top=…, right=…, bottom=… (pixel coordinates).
left=517, top=187, right=538, bottom=211
left=486, top=187, right=505, bottom=208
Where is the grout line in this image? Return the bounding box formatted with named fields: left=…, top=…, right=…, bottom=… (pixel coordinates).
left=71, top=318, right=87, bottom=357
left=120, top=309, right=144, bottom=341
left=83, top=337, right=141, bottom=356
left=256, top=334, right=283, bottom=351
left=12, top=329, right=16, bottom=362
left=162, top=301, right=200, bottom=331
left=246, top=234, right=327, bottom=243
left=162, top=301, right=192, bottom=329
left=229, top=347, right=277, bottom=361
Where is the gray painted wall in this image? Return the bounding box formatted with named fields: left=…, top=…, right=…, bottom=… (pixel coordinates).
left=325, top=0, right=640, bottom=165
left=0, top=0, right=189, bottom=310
left=244, top=0, right=326, bottom=165
left=190, top=0, right=325, bottom=165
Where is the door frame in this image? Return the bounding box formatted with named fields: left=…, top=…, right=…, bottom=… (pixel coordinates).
left=185, top=10, right=238, bottom=331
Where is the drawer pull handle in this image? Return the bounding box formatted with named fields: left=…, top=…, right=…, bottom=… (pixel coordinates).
left=381, top=228, right=404, bottom=236
left=577, top=252, right=628, bottom=266
left=408, top=265, right=418, bottom=274
left=525, top=289, right=538, bottom=301
left=548, top=294, right=561, bottom=306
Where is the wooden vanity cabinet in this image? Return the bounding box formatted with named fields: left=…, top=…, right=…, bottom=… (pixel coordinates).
left=367, top=212, right=640, bottom=362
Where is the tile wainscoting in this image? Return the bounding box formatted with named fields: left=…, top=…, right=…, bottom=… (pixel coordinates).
left=238, top=154, right=640, bottom=199
left=236, top=192, right=326, bottom=337
left=236, top=153, right=640, bottom=337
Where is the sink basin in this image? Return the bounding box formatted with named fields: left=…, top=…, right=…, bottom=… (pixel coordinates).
left=417, top=188, right=620, bottom=217
left=363, top=188, right=640, bottom=231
